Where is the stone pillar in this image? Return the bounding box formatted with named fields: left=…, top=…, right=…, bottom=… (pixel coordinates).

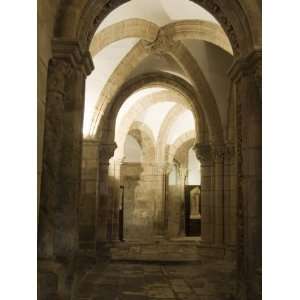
left=179, top=167, right=188, bottom=237
left=193, top=143, right=214, bottom=243
left=96, top=143, right=117, bottom=245
left=165, top=162, right=181, bottom=238
left=224, top=144, right=236, bottom=248
left=38, top=58, right=68, bottom=261
left=79, top=140, right=98, bottom=255
left=228, top=49, right=262, bottom=300
left=148, top=163, right=166, bottom=238
left=162, top=163, right=170, bottom=236
left=108, top=157, right=124, bottom=241
left=120, top=164, right=143, bottom=240
left=38, top=39, right=94, bottom=300
left=212, top=145, right=225, bottom=245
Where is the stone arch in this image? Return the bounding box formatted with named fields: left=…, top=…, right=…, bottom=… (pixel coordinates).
left=89, top=41, right=146, bottom=135
left=128, top=121, right=156, bottom=162
left=115, top=89, right=191, bottom=159
left=87, top=19, right=228, bottom=142
left=54, top=0, right=258, bottom=57
left=89, top=19, right=232, bottom=57
left=90, top=19, right=159, bottom=56
left=174, top=139, right=196, bottom=168
left=39, top=2, right=262, bottom=299
left=96, top=72, right=208, bottom=147
left=156, top=104, right=189, bottom=162
left=162, top=20, right=232, bottom=54
left=89, top=37, right=222, bottom=143
left=167, top=130, right=196, bottom=164
left=166, top=41, right=224, bottom=143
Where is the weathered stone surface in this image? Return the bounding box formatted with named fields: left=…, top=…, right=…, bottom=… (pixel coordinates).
left=38, top=1, right=261, bottom=300
left=75, top=259, right=236, bottom=300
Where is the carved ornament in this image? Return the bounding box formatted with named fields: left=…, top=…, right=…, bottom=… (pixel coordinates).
left=193, top=143, right=212, bottom=163
left=228, top=49, right=262, bottom=92
left=224, top=144, right=235, bottom=162
left=142, top=29, right=180, bottom=55
left=212, top=145, right=225, bottom=162
left=48, top=59, right=72, bottom=95
left=98, top=142, right=117, bottom=162
left=52, top=39, right=94, bottom=76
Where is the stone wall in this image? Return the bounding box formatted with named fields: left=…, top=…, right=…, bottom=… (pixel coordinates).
left=167, top=185, right=183, bottom=238
left=120, top=162, right=165, bottom=240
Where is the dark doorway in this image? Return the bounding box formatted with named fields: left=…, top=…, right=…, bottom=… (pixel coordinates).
left=184, top=185, right=201, bottom=236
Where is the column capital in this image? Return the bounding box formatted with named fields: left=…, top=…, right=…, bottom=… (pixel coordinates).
left=98, top=143, right=117, bottom=163
left=52, top=38, right=94, bottom=76
left=47, top=58, right=72, bottom=95
left=159, top=162, right=172, bottom=174
left=228, top=49, right=261, bottom=89
left=212, top=145, right=226, bottom=163
left=224, top=143, right=236, bottom=162
left=193, top=143, right=212, bottom=163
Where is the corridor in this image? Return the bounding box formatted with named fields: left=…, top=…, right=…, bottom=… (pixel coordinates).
left=37, top=0, right=262, bottom=299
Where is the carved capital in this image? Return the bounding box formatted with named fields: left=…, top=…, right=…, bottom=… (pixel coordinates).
left=162, top=162, right=173, bottom=174
left=98, top=143, right=117, bottom=163
left=228, top=49, right=262, bottom=91
left=47, top=59, right=72, bottom=95
left=193, top=143, right=212, bottom=163
left=212, top=145, right=225, bottom=163
left=224, top=144, right=236, bottom=162
left=52, top=39, right=94, bottom=76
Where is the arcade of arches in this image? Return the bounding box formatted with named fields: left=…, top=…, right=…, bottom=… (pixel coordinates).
left=38, top=1, right=261, bottom=299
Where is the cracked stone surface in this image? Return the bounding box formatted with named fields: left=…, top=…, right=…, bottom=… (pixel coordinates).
left=77, top=259, right=236, bottom=300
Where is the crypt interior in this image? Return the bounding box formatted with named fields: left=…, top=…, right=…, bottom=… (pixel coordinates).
left=37, top=0, right=261, bottom=299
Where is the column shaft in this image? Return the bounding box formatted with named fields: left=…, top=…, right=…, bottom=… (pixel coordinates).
left=79, top=141, right=98, bottom=254
left=38, top=39, right=94, bottom=300
left=229, top=50, right=262, bottom=299
left=213, top=147, right=225, bottom=245
left=193, top=144, right=214, bottom=243
left=96, top=143, right=117, bottom=244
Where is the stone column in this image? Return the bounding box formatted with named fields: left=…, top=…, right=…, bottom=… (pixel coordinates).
left=38, top=39, right=94, bottom=300
left=96, top=143, right=117, bottom=245
left=150, top=163, right=166, bottom=238
left=38, top=58, right=68, bottom=261
left=224, top=144, right=236, bottom=248
left=212, top=145, right=225, bottom=245
left=165, top=162, right=181, bottom=238
left=179, top=167, right=188, bottom=237
left=193, top=143, right=214, bottom=243
left=228, top=49, right=262, bottom=300
left=162, top=163, right=170, bottom=236
left=120, top=165, right=143, bottom=240
left=108, top=157, right=124, bottom=241
left=79, top=140, right=98, bottom=255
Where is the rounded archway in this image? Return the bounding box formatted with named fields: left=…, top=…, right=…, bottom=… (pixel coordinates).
left=38, top=1, right=262, bottom=299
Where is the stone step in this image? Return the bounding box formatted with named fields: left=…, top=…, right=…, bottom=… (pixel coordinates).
left=109, top=240, right=225, bottom=262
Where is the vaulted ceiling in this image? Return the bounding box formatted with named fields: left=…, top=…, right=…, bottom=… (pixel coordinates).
left=84, top=0, right=234, bottom=158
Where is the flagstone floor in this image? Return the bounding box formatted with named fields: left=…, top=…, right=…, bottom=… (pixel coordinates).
left=77, top=259, right=236, bottom=300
